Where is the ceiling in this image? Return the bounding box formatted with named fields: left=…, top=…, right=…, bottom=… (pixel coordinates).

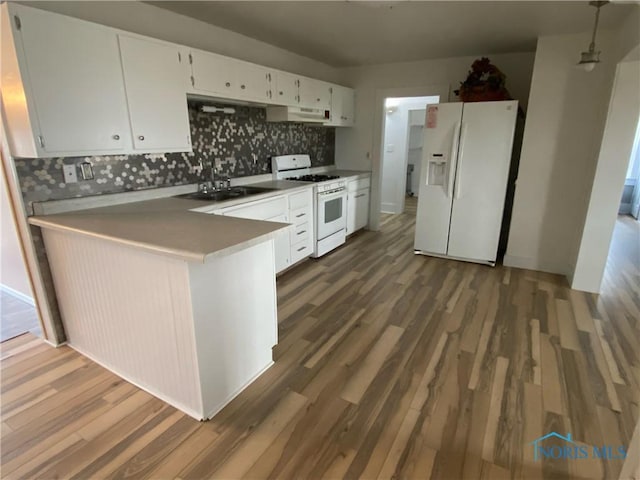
left=149, top=1, right=636, bottom=67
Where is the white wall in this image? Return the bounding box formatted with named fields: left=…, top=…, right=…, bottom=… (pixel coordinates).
left=571, top=59, right=640, bottom=292
left=1, top=167, right=32, bottom=299
left=23, top=1, right=343, bottom=84
left=504, top=31, right=618, bottom=276
left=334, top=52, right=536, bottom=172
left=381, top=97, right=436, bottom=214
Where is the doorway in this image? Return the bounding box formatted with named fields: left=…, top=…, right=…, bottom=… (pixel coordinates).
left=380, top=96, right=439, bottom=216
left=571, top=56, right=640, bottom=292
left=0, top=165, right=41, bottom=341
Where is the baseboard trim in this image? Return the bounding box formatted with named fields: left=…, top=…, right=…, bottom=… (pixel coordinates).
left=0, top=284, right=35, bottom=306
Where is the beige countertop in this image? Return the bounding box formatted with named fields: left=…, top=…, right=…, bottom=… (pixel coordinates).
left=332, top=170, right=371, bottom=180
left=29, top=196, right=292, bottom=264
left=27, top=170, right=370, bottom=264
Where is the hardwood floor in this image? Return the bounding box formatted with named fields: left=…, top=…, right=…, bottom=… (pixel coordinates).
left=0, top=291, right=41, bottom=342
left=1, top=208, right=638, bottom=479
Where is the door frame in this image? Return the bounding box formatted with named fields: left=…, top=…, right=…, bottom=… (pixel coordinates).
left=1, top=112, right=60, bottom=345
left=370, top=84, right=449, bottom=231
left=571, top=52, right=640, bottom=292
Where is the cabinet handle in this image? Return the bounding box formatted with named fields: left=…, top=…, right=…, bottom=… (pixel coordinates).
left=240, top=84, right=246, bottom=89
left=269, top=73, right=272, bottom=81
left=112, top=134, right=120, bottom=140
left=317, top=98, right=321, bottom=102
left=295, top=213, right=306, bottom=218
left=225, top=82, right=231, bottom=87
left=297, top=230, right=306, bottom=235
left=297, top=246, right=307, bottom=252
left=138, top=135, right=145, bottom=141
left=279, top=91, right=284, bottom=95
left=355, top=193, right=366, bottom=198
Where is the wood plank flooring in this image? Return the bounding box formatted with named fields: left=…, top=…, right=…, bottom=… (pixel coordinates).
left=1, top=204, right=638, bottom=479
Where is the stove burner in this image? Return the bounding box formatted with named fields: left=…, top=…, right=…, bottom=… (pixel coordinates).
left=286, top=174, right=340, bottom=183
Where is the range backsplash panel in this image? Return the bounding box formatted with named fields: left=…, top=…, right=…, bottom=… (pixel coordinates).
left=15, top=103, right=335, bottom=210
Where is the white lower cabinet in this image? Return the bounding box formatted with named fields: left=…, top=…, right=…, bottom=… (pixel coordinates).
left=209, top=187, right=314, bottom=274
left=288, top=189, right=314, bottom=265
left=218, top=195, right=291, bottom=273
left=346, top=177, right=371, bottom=235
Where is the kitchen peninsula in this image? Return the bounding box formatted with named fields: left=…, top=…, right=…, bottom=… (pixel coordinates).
left=29, top=196, right=289, bottom=420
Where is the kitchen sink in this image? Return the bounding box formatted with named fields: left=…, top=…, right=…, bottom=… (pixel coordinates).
left=176, top=185, right=278, bottom=202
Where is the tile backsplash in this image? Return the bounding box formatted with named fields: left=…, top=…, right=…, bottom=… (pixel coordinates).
left=15, top=102, right=335, bottom=211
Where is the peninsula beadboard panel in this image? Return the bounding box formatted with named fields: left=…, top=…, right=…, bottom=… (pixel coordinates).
left=15, top=104, right=335, bottom=211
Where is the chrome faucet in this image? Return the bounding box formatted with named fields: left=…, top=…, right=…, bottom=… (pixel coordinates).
left=198, top=161, right=231, bottom=192
left=197, top=161, right=214, bottom=193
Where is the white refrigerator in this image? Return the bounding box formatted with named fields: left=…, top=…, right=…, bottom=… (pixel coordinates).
left=414, top=100, right=518, bottom=265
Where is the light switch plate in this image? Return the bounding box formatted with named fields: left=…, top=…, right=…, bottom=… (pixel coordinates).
left=62, top=164, right=78, bottom=183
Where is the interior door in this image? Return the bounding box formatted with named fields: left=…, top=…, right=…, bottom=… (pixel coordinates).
left=118, top=35, right=191, bottom=151
left=414, top=102, right=463, bottom=254
left=447, top=101, right=518, bottom=262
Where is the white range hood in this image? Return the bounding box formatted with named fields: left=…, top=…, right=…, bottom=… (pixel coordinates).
left=265, top=105, right=329, bottom=123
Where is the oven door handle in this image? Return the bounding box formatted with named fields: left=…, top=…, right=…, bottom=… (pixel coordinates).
left=318, top=189, right=346, bottom=200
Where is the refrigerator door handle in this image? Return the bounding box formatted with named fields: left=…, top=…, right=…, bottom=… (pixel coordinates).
left=447, top=122, right=461, bottom=198
left=454, top=123, right=468, bottom=199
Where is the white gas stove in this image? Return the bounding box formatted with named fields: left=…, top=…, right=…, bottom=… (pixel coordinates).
left=272, top=154, right=347, bottom=257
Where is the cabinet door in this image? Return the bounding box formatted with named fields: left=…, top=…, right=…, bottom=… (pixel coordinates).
left=274, top=71, right=299, bottom=106
left=346, top=191, right=357, bottom=235
left=341, top=87, right=355, bottom=126
left=354, top=188, right=370, bottom=231
left=13, top=4, right=130, bottom=154
left=268, top=214, right=291, bottom=273
left=299, top=78, right=330, bottom=109
left=329, top=86, right=343, bottom=125
left=119, top=35, right=191, bottom=152
left=237, top=61, right=273, bottom=103
left=191, top=50, right=238, bottom=97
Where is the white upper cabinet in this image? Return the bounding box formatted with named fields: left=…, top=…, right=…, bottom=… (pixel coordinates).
left=236, top=61, right=274, bottom=103
left=2, top=3, right=131, bottom=157
left=118, top=35, right=191, bottom=152
left=190, top=50, right=238, bottom=97
left=274, top=71, right=300, bottom=106
left=328, top=85, right=355, bottom=127
left=1, top=3, right=354, bottom=159
left=299, top=78, right=331, bottom=110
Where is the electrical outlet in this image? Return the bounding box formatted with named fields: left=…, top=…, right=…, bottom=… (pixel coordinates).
left=63, top=164, right=78, bottom=183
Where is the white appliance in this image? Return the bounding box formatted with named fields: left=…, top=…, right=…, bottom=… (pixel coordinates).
left=414, top=100, right=518, bottom=266
left=272, top=154, right=347, bottom=257
left=266, top=106, right=329, bottom=123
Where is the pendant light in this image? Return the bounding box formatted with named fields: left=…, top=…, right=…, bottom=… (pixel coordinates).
left=578, top=1, right=608, bottom=72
